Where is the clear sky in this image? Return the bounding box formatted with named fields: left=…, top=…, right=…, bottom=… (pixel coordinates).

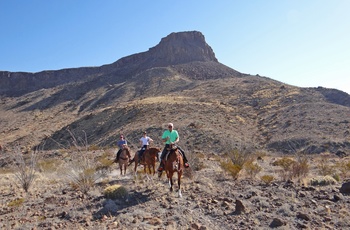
left=1, top=1, right=349, bottom=94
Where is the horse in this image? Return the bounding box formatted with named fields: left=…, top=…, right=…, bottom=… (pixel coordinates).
left=131, top=147, right=161, bottom=178
left=116, top=146, right=131, bottom=176
left=159, top=144, right=184, bottom=198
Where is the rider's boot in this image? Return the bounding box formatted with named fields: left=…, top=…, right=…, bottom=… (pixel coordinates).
left=158, top=161, right=164, bottom=172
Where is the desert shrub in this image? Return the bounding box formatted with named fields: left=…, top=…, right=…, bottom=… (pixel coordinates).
left=7, top=198, right=25, bottom=208
left=220, top=148, right=253, bottom=179
left=37, top=158, right=62, bottom=173
left=95, top=152, right=115, bottom=174
left=62, top=130, right=109, bottom=194
left=336, top=160, right=350, bottom=179
left=104, top=184, right=128, bottom=199
left=332, top=173, right=341, bottom=182
left=13, top=145, right=39, bottom=193
left=220, top=160, right=242, bottom=179
left=310, top=175, right=337, bottom=186
left=88, top=144, right=100, bottom=151
left=224, top=148, right=253, bottom=168
left=317, top=158, right=334, bottom=176
left=272, top=157, right=296, bottom=180
left=65, top=151, right=109, bottom=194
left=244, top=161, right=262, bottom=179
left=261, top=174, right=274, bottom=185
left=291, top=155, right=309, bottom=178
left=272, top=157, right=295, bottom=169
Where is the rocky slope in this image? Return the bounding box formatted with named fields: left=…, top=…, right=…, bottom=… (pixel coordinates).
left=1, top=150, right=350, bottom=229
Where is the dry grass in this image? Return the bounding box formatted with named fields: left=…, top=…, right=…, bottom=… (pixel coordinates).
left=12, top=145, right=39, bottom=193
left=260, top=174, right=275, bottom=185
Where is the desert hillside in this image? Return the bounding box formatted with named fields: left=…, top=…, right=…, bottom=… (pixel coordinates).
left=1, top=31, right=350, bottom=229
left=0, top=31, right=349, bottom=157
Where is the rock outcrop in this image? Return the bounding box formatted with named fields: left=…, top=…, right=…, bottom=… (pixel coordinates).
left=0, top=31, right=218, bottom=97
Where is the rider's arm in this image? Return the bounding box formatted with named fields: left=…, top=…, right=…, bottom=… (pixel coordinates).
left=173, top=137, right=179, bottom=144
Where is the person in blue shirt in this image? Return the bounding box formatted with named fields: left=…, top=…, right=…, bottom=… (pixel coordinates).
left=115, top=134, right=127, bottom=162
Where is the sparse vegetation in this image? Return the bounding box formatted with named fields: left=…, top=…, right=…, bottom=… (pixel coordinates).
left=64, top=130, right=110, bottom=194
left=65, top=152, right=107, bottom=194
left=272, top=157, right=296, bottom=180
left=220, top=160, right=242, bottom=179
left=271, top=154, right=309, bottom=181
left=310, top=175, right=337, bottom=186
left=103, top=184, right=128, bottom=200
left=220, top=148, right=257, bottom=179
left=261, top=174, right=274, bottom=185
left=336, top=159, right=350, bottom=179
left=13, top=145, right=38, bottom=193
left=317, top=156, right=334, bottom=176
left=244, top=161, right=262, bottom=179
left=37, top=158, right=62, bottom=173
left=291, top=154, right=309, bottom=178
left=7, top=198, right=25, bottom=208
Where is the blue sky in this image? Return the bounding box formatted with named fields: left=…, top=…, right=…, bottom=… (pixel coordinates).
left=1, top=1, right=349, bottom=94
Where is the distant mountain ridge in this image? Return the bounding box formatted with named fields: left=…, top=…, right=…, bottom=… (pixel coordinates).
left=0, top=31, right=224, bottom=97
left=0, top=31, right=349, bottom=156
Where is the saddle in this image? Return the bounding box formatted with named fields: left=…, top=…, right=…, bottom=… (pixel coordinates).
left=164, top=145, right=183, bottom=161
left=138, top=146, right=149, bottom=164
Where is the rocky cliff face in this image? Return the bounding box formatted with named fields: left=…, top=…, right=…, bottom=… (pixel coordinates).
left=0, top=31, right=218, bottom=97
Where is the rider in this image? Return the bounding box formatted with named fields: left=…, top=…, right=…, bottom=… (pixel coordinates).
left=158, top=123, right=189, bottom=172
left=115, top=134, right=127, bottom=162
left=138, top=131, right=153, bottom=163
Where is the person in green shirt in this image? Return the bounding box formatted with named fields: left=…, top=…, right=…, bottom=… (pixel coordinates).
left=158, top=123, right=189, bottom=172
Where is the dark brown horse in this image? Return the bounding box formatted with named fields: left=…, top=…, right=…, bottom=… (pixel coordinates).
left=160, top=145, right=184, bottom=197
left=116, top=146, right=132, bottom=176
left=132, top=147, right=161, bottom=177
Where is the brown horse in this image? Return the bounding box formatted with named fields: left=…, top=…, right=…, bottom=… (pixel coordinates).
left=132, top=147, right=161, bottom=177
left=116, top=146, right=131, bottom=175
left=160, top=145, right=184, bottom=197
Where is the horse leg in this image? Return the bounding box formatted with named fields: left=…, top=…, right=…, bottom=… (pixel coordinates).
left=134, top=161, right=137, bottom=176
left=148, top=164, right=152, bottom=175
left=124, top=163, right=127, bottom=175
left=151, top=163, right=155, bottom=175
left=177, top=172, right=182, bottom=198
left=168, top=172, right=173, bottom=192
